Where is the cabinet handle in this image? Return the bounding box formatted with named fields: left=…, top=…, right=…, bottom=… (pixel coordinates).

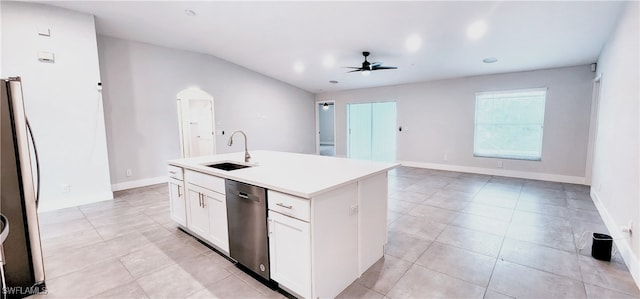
left=202, top=194, right=206, bottom=208
left=199, top=193, right=203, bottom=207
left=177, top=185, right=182, bottom=197
left=276, top=203, right=293, bottom=209
left=169, top=171, right=177, bottom=175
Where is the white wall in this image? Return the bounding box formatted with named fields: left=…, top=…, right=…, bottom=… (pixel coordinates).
left=1, top=2, right=113, bottom=211
left=97, top=36, right=315, bottom=189
left=591, top=1, right=639, bottom=285
left=317, top=65, right=594, bottom=183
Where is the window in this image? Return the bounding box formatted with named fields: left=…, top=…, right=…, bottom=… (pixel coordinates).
left=474, top=88, right=547, bottom=160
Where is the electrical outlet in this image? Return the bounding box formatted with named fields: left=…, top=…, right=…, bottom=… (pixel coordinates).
left=349, top=204, right=359, bottom=215
left=61, top=184, right=71, bottom=193
left=126, top=169, right=133, bottom=177
left=497, top=161, right=503, bottom=168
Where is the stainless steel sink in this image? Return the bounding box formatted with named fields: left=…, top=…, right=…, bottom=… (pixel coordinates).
left=206, top=162, right=251, bottom=171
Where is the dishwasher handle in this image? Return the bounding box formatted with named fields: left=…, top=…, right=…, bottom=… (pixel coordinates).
left=238, top=192, right=249, bottom=199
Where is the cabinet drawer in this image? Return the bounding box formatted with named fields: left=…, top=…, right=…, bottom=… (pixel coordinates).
left=268, top=190, right=310, bottom=222
left=168, top=165, right=183, bottom=180
left=185, top=170, right=225, bottom=194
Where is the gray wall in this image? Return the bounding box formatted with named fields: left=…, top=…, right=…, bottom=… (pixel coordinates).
left=317, top=65, right=594, bottom=182
left=97, top=36, right=316, bottom=186
left=1, top=2, right=113, bottom=211
left=592, top=1, right=639, bottom=278
left=318, top=103, right=335, bottom=145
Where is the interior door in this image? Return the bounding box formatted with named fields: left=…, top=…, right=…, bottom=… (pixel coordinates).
left=347, top=103, right=373, bottom=160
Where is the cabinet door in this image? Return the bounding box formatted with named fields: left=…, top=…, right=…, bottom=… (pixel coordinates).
left=168, top=179, right=186, bottom=226
left=186, top=184, right=209, bottom=238
left=203, top=188, right=229, bottom=253
left=268, top=211, right=311, bottom=298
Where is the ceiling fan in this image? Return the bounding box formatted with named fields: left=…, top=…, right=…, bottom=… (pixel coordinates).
left=346, top=51, right=398, bottom=73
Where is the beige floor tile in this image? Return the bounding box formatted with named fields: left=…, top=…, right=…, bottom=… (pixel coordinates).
left=515, top=200, right=570, bottom=218
left=450, top=213, right=510, bottom=236
left=510, top=210, right=571, bottom=231
left=356, top=255, right=413, bottom=295
left=90, top=281, right=149, bottom=298
left=435, top=225, right=504, bottom=257
left=578, top=255, right=640, bottom=296
left=41, top=228, right=104, bottom=258
left=387, top=264, right=486, bottom=298
left=45, top=258, right=135, bottom=298
left=387, top=199, right=419, bottom=214
left=416, top=242, right=496, bottom=287
left=186, top=275, right=267, bottom=299
left=388, top=190, right=430, bottom=204
left=408, top=204, right=460, bottom=224
left=337, top=281, right=385, bottom=298
left=176, top=253, right=232, bottom=287
left=463, top=202, right=513, bottom=221
left=119, top=244, right=176, bottom=278
left=39, top=218, right=95, bottom=240
left=566, top=198, right=597, bottom=211
left=388, top=214, right=447, bottom=241
left=432, top=189, right=476, bottom=200
left=471, top=193, right=518, bottom=209
left=38, top=207, right=86, bottom=225
left=483, top=289, right=514, bottom=299
left=584, top=283, right=640, bottom=299
left=499, top=238, right=582, bottom=281
left=488, top=260, right=586, bottom=298
left=384, top=232, right=432, bottom=262
left=422, top=195, right=470, bottom=211
left=44, top=241, right=116, bottom=279
left=506, top=223, right=576, bottom=253
left=137, top=263, right=207, bottom=298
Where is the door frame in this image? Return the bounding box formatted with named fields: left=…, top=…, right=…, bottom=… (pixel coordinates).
left=315, top=100, right=336, bottom=155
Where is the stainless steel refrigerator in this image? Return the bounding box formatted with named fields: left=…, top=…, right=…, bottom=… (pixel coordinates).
left=1, top=77, right=45, bottom=297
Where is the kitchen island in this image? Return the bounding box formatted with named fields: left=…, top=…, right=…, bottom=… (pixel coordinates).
left=168, top=151, right=397, bottom=298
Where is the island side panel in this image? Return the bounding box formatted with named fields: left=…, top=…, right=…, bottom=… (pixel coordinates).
left=358, top=172, right=389, bottom=274
left=310, top=183, right=359, bottom=298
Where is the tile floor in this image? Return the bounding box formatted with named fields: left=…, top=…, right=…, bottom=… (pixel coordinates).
left=33, top=167, right=639, bottom=298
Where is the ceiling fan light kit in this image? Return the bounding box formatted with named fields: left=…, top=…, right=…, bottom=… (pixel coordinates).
left=347, top=51, right=398, bottom=74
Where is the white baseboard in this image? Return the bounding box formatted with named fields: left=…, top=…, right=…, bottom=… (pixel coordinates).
left=591, top=189, right=640, bottom=289
left=111, top=176, right=168, bottom=192
left=37, top=191, right=114, bottom=212
left=397, top=160, right=587, bottom=184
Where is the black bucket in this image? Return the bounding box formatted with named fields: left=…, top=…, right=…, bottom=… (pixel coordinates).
left=591, top=233, right=613, bottom=261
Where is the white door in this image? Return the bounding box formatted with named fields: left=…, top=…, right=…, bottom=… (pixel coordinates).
left=205, top=188, right=229, bottom=253
left=176, top=88, right=216, bottom=158
left=268, top=210, right=311, bottom=298
left=186, top=184, right=209, bottom=238
left=168, top=178, right=186, bottom=226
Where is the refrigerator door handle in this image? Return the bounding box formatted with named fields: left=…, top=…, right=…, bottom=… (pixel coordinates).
left=25, top=119, right=40, bottom=208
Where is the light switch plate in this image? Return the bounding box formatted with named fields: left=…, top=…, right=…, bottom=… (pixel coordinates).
left=38, top=51, right=55, bottom=63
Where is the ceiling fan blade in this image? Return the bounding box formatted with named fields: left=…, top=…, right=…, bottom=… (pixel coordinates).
left=370, top=62, right=382, bottom=67
left=347, top=69, right=363, bottom=73
left=345, top=67, right=362, bottom=69
left=372, top=66, right=398, bottom=70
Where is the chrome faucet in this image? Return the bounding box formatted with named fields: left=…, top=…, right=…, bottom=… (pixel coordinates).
left=228, top=130, right=251, bottom=162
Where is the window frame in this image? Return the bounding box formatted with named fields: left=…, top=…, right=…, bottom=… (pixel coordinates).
left=473, top=88, right=547, bottom=161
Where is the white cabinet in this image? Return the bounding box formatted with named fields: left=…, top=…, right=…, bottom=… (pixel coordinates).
left=185, top=182, right=229, bottom=253
left=168, top=178, right=186, bottom=226
left=268, top=210, right=311, bottom=298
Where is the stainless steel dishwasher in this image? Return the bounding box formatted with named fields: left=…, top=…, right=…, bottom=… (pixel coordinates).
left=225, top=179, right=270, bottom=280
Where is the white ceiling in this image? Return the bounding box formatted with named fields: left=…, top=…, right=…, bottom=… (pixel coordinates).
left=46, top=1, right=624, bottom=93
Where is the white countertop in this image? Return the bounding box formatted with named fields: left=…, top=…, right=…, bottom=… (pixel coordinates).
left=169, top=150, right=398, bottom=198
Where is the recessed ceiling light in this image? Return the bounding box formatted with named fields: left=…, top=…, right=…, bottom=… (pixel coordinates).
left=483, top=57, right=498, bottom=63
left=184, top=9, right=196, bottom=16
left=322, top=55, right=335, bottom=68
left=293, top=61, right=305, bottom=73
left=467, top=21, right=487, bottom=40
left=329, top=80, right=339, bottom=84
left=405, top=34, right=422, bottom=52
